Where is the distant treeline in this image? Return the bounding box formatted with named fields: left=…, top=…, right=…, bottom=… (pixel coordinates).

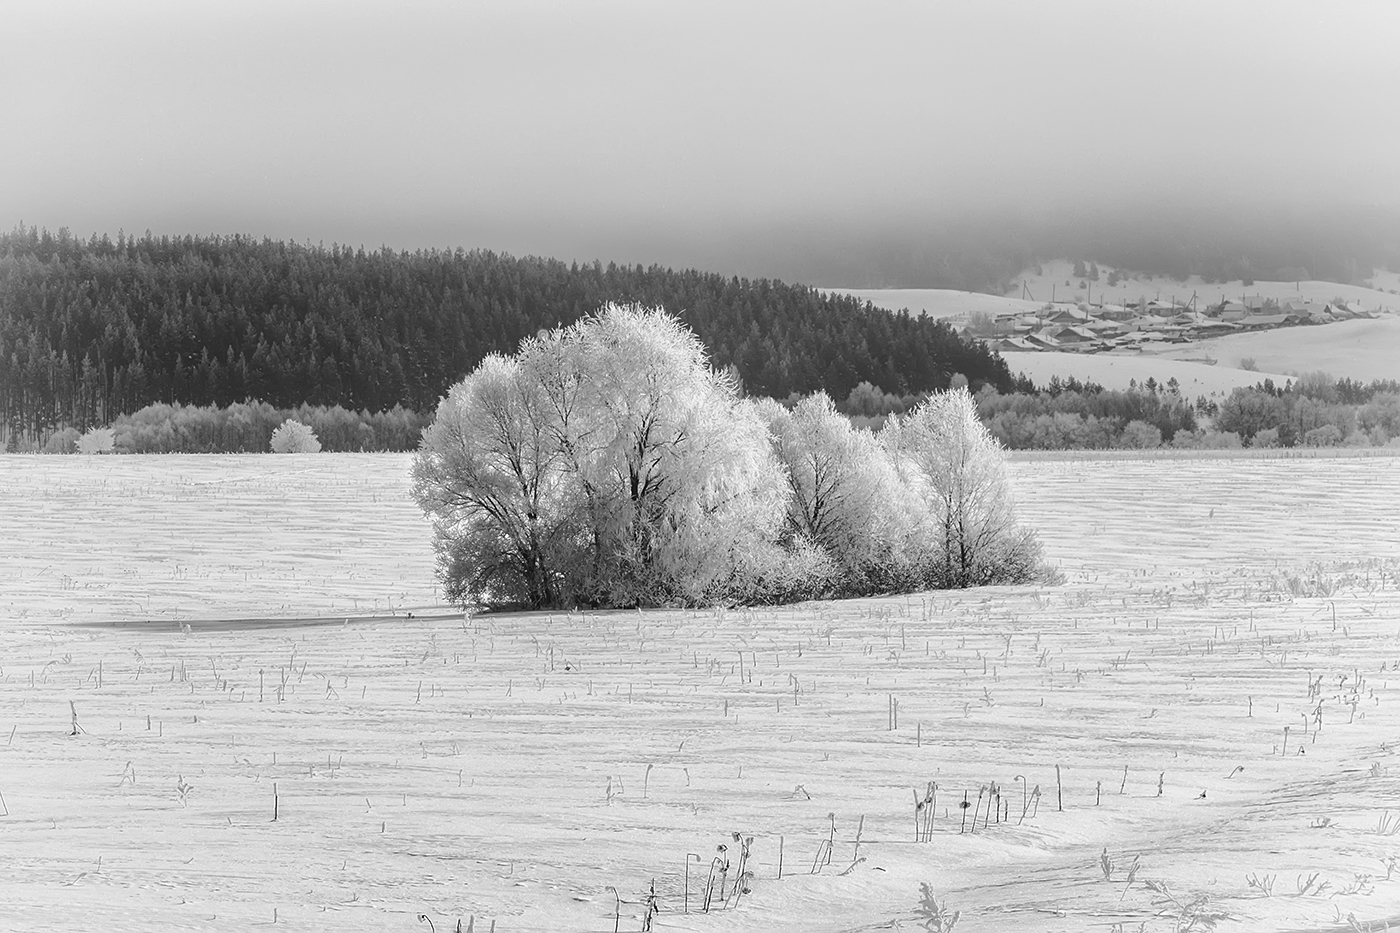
left=19, top=375, right=1400, bottom=456
left=823, top=375, right=1200, bottom=449
left=0, top=226, right=1012, bottom=443
left=1212, top=375, right=1400, bottom=448
left=817, top=373, right=1400, bottom=451
left=7, top=401, right=429, bottom=454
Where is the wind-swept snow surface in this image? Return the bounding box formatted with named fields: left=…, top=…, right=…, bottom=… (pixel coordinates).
left=1, top=453, right=1398, bottom=931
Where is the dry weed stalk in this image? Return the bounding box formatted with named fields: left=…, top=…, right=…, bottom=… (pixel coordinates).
left=810, top=813, right=836, bottom=872
left=1144, top=879, right=1229, bottom=931
left=1245, top=873, right=1276, bottom=897
left=703, top=844, right=729, bottom=911
left=914, top=781, right=938, bottom=840
left=1296, top=872, right=1330, bottom=897
left=726, top=835, right=755, bottom=907
left=175, top=775, right=193, bottom=807
left=916, top=883, right=961, bottom=932
left=641, top=879, right=660, bottom=931
left=1119, top=856, right=1141, bottom=901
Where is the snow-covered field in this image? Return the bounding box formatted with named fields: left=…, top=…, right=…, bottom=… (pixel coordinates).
left=1158, top=317, right=1400, bottom=383
left=0, top=455, right=438, bottom=627
left=1001, top=352, right=1293, bottom=396
left=825, top=288, right=1042, bottom=322
left=3, top=453, right=1400, bottom=932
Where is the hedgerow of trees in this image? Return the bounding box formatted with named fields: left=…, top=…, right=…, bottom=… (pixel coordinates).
left=811, top=373, right=1400, bottom=451
left=806, top=375, right=1199, bottom=449
left=0, top=226, right=1013, bottom=447
left=7, top=401, right=428, bottom=454
left=1213, top=375, right=1400, bottom=448
left=411, top=305, right=1047, bottom=609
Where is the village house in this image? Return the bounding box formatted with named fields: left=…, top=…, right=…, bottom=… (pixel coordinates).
left=1049, top=325, right=1099, bottom=346
left=1084, top=319, right=1127, bottom=338
left=1024, top=330, right=1062, bottom=350
left=1238, top=311, right=1296, bottom=329
left=1045, top=306, right=1092, bottom=325
left=1215, top=300, right=1248, bottom=321
left=1195, top=319, right=1242, bottom=336
left=1097, top=304, right=1138, bottom=322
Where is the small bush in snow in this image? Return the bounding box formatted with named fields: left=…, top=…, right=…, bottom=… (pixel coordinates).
left=42, top=427, right=81, bottom=454
left=1251, top=427, right=1281, bottom=449
left=270, top=419, right=322, bottom=453
left=1303, top=424, right=1342, bottom=448
left=77, top=427, right=116, bottom=455
left=1118, top=420, right=1162, bottom=449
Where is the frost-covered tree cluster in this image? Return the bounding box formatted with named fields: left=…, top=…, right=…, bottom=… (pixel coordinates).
left=412, top=304, right=1045, bottom=609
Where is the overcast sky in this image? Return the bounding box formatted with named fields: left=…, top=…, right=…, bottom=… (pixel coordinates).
left=4, top=1, right=1398, bottom=276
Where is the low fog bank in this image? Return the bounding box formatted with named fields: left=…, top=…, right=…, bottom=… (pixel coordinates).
left=587, top=203, right=1400, bottom=294
left=19, top=200, right=1398, bottom=299
left=9, top=3, right=1400, bottom=297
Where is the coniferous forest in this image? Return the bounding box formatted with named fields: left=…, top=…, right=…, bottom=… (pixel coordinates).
left=0, top=227, right=1012, bottom=444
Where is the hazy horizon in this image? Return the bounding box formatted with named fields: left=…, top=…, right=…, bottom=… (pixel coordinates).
left=5, top=1, right=1399, bottom=285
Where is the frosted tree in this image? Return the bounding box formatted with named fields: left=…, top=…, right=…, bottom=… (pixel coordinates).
left=559, top=305, right=785, bottom=605
left=413, top=304, right=787, bottom=608
left=411, top=355, right=574, bottom=607
left=77, top=426, right=116, bottom=454
left=885, top=388, right=1044, bottom=588
left=756, top=393, right=916, bottom=594
left=269, top=419, right=321, bottom=453
left=1119, top=420, right=1162, bottom=449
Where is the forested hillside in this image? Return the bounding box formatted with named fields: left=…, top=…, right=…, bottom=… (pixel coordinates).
left=0, top=227, right=1011, bottom=439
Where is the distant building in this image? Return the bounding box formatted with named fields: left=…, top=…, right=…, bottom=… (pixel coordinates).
left=1217, top=301, right=1249, bottom=322
left=1084, top=319, right=1127, bottom=337
left=1098, top=304, right=1137, bottom=321
left=1050, top=325, right=1099, bottom=345
left=1196, top=320, right=1242, bottom=336
left=1025, top=330, right=1062, bottom=350
left=1046, top=307, right=1091, bottom=324
left=1238, top=312, right=1294, bottom=329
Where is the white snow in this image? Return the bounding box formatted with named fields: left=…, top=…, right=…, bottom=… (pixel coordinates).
left=1, top=453, right=1399, bottom=932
